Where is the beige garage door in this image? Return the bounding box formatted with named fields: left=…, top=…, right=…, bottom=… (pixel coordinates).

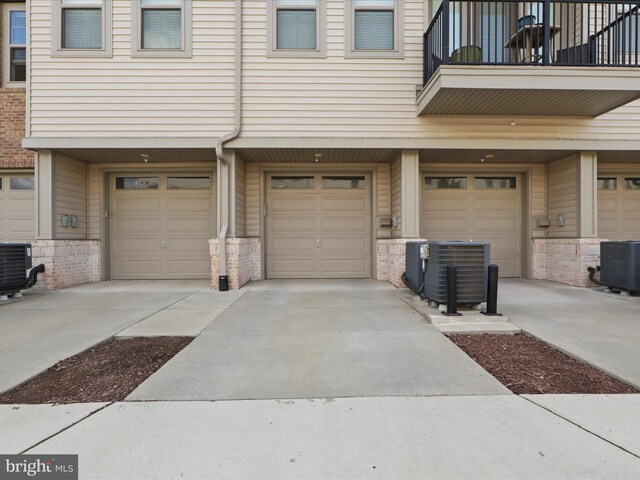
left=420, top=174, right=522, bottom=277
left=266, top=173, right=372, bottom=278
left=110, top=174, right=215, bottom=280
left=0, top=174, right=35, bottom=243
left=598, top=175, right=640, bottom=240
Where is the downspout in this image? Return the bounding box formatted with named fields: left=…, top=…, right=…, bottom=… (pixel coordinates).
left=215, top=0, right=243, bottom=291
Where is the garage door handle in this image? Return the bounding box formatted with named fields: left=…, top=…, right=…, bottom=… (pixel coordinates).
left=316, top=239, right=321, bottom=248
left=161, top=240, right=167, bottom=249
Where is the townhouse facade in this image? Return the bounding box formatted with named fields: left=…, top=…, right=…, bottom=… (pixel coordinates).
left=11, top=0, right=640, bottom=290
left=0, top=0, right=35, bottom=245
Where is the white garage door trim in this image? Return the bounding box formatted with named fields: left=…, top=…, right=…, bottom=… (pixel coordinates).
left=109, top=173, right=215, bottom=280
left=420, top=173, right=523, bottom=278
left=265, top=172, right=373, bottom=279
left=0, top=172, right=35, bottom=243
left=598, top=174, right=640, bottom=240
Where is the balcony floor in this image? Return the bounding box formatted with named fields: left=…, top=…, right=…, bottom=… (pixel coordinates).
left=417, top=66, right=640, bottom=117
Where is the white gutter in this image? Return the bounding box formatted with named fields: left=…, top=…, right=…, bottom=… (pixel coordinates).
left=215, top=0, right=242, bottom=290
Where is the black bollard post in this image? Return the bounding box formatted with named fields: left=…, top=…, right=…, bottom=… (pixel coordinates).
left=483, top=264, right=500, bottom=316
left=445, top=264, right=461, bottom=316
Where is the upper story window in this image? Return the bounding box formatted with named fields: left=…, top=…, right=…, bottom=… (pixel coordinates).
left=345, top=0, right=404, bottom=58
left=2, top=3, right=26, bottom=87
left=52, top=0, right=112, bottom=57
left=267, top=0, right=326, bottom=58
left=132, top=0, right=192, bottom=57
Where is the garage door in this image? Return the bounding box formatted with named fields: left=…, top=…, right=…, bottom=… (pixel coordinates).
left=598, top=175, right=640, bottom=240
left=110, top=174, right=215, bottom=280
left=420, top=174, right=522, bottom=277
left=266, top=173, right=372, bottom=278
left=0, top=174, right=35, bottom=243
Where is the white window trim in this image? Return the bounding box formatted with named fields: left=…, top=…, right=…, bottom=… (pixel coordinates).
left=345, top=0, right=404, bottom=59
left=51, top=0, right=112, bottom=57
left=132, top=0, right=192, bottom=58
left=267, top=0, right=326, bottom=58
left=2, top=3, right=26, bottom=87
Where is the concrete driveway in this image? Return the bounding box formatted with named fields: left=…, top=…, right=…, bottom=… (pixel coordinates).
left=129, top=280, right=508, bottom=400
left=500, top=279, right=640, bottom=388
left=0, top=280, right=234, bottom=394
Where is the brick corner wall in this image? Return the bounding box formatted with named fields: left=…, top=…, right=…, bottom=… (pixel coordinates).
left=209, top=238, right=262, bottom=290
left=531, top=238, right=603, bottom=288
left=31, top=240, right=102, bottom=290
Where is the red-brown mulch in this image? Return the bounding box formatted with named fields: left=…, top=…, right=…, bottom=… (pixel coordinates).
left=449, top=333, right=639, bottom=395
left=0, top=337, right=192, bottom=404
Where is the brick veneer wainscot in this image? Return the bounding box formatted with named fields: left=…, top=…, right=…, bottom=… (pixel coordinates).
left=0, top=89, right=35, bottom=168
left=209, top=238, right=262, bottom=290
left=31, top=240, right=102, bottom=290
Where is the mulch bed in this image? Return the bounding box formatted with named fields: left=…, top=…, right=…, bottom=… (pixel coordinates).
left=0, top=337, right=192, bottom=404
left=449, top=333, right=639, bottom=395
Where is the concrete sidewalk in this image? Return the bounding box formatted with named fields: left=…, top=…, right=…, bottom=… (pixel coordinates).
left=128, top=280, right=507, bottom=400
left=500, top=279, right=640, bottom=388
left=27, top=395, right=640, bottom=479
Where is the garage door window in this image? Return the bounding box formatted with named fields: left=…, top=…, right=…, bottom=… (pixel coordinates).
left=322, top=176, right=365, bottom=189
left=624, top=178, right=640, bottom=190
left=598, top=178, right=617, bottom=190
left=271, top=176, right=314, bottom=189
left=425, top=177, right=467, bottom=189
left=474, top=177, right=517, bottom=189
left=115, top=177, right=159, bottom=190
left=9, top=177, right=34, bottom=190
left=167, top=177, right=210, bottom=189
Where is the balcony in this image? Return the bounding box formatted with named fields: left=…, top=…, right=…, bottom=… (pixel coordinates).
left=418, top=0, right=640, bottom=116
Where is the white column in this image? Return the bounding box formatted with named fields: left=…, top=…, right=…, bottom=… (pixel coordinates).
left=401, top=149, right=420, bottom=238
left=578, top=151, right=598, bottom=238
left=35, top=150, right=55, bottom=240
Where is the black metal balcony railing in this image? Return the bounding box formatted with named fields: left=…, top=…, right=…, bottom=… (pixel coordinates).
left=423, top=0, right=640, bottom=85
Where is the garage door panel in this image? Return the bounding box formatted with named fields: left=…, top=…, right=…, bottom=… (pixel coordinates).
left=622, top=217, right=640, bottom=232
left=113, top=259, right=163, bottom=276
left=113, top=197, right=162, bottom=214
left=491, top=255, right=519, bottom=278
left=269, top=258, right=317, bottom=275
left=598, top=197, right=618, bottom=212
left=113, top=217, right=162, bottom=235
left=0, top=175, right=35, bottom=243
left=165, top=217, right=214, bottom=234
left=270, top=197, right=316, bottom=213
left=473, top=197, right=519, bottom=212
left=321, top=258, right=370, bottom=277
left=598, top=175, right=640, bottom=240
left=167, top=260, right=211, bottom=276
left=320, top=216, right=368, bottom=233
left=267, top=173, right=372, bottom=279
left=422, top=197, right=469, bottom=212
left=320, top=196, right=369, bottom=212
left=110, top=173, right=215, bottom=280
left=623, top=198, right=640, bottom=212
left=421, top=216, right=469, bottom=233
left=111, top=238, right=161, bottom=255
left=472, top=216, right=520, bottom=232
left=270, top=216, right=316, bottom=234
left=322, top=236, right=370, bottom=252
left=166, top=197, right=213, bottom=213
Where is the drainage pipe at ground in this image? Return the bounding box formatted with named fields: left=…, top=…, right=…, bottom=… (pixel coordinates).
left=215, top=0, right=242, bottom=291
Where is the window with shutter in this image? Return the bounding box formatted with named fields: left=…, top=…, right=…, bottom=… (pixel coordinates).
left=346, top=0, right=404, bottom=58
left=133, top=0, right=192, bottom=57
left=53, top=0, right=111, bottom=57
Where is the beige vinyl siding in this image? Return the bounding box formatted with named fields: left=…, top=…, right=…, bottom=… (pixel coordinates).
left=391, top=155, right=402, bottom=238
left=375, top=163, right=392, bottom=239
left=28, top=0, right=235, bottom=138
left=245, top=162, right=261, bottom=237
left=235, top=155, right=246, bottom=237
left=548, top=155, right=579, bottom=237
left=54, top=154, right=88, bottom=239
left=239, top=0, right=640, bottom=142
left=531, top=164, right=547, bottom=239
